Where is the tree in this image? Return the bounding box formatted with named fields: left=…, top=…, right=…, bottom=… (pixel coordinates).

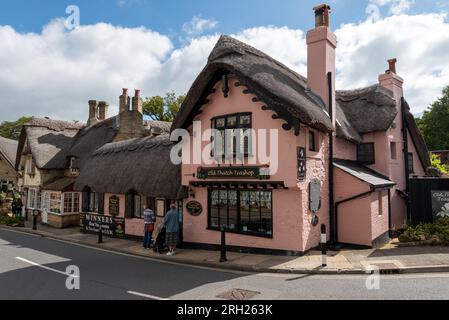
left=0, top=117, right=32, bottom=140
left=418, top=86, right=449, bottom=151
left=142, top=92, right=185, bottom=122
left=430, top=153, right=449, bottom=174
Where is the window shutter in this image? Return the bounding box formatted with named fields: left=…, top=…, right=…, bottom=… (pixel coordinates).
left=125, top=193, right=133, bottom=219
left=82, top=192, right=89, bottom=212
left=98, top=193, right=105, bottom=215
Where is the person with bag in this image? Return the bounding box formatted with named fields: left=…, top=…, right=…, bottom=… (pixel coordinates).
left=164, top=202, right=179, bottom=256
left=143, top=206, right=156, bottom=249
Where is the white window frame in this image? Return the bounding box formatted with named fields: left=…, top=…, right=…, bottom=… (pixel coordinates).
left=63, top=192, right=80, bottom=214
left=28, top=188, right=37, bottom=209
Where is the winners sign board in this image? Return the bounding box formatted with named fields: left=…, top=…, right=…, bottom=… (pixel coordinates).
left=80, top=213, right=125, bottom=238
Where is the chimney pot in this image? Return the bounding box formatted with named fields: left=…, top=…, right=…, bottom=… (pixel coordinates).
left=122, top=88, right=128, bottom=95
left=388, top=58, right=397, bottom=74
left=314, top=4, right=331, bottom=28
left=135, top=89, right=141, bottom=97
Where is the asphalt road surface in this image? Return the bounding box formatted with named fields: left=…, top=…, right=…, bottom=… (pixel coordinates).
left=1, top=228, right=449, bottom=300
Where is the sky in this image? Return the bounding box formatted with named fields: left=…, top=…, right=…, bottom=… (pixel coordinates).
left=0, top=0, right=449, bottom=122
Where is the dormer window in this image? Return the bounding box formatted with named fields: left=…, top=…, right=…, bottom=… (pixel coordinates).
left=26, top=158, right=36, bottom=176
left=69, top=157, right=78, bottom=175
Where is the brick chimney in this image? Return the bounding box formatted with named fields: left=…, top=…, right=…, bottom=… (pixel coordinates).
left=379, top=58, right=404, bottom=100
left=87, top=100, right=98, bottom=127
left=114, top=88, right=144, bottom=142
left=98, top=101, right=109, bottom=121
left=306, top=4, right=337, bottom=128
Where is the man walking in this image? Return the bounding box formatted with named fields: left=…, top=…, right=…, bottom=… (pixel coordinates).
left=164, top=202, right=179, bottom=256
left=143, top=206, right=156, bottom=249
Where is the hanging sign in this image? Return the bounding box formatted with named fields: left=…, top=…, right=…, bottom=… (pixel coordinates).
left=186, top=201, right=203, bottom=216
left=309, top=179, right=322, bottom=213
left=197, top=167, right=270, bottom=180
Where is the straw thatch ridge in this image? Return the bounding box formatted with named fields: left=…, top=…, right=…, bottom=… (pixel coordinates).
left=336, top=84, right=397, bottom=136
left=172, top=35, right=334, bottom=135
left=0, top=136, right=18, bottom=167
left=402, top=99, right=431, bottom=170
left=74, top=134, right=181, bottom=199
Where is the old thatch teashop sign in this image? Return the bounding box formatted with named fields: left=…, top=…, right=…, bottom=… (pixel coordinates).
left=197, top=166, right=270, bottom=180
left=186, top=201, right=203, bottom=216
left=80, top=213, right=125, bottom=238
left=431, top=190, right=449, bottom=220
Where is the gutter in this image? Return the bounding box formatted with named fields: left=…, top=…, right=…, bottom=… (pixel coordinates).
left=327, top=72, right=336, bottom=245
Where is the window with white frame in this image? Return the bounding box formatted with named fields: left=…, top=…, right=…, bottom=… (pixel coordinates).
left=28, top=188, right=37, bottom=209
left=49, top=193, right=62, bottom=214
left=89, top=192, right=99, bottom=213
left=26, top=159, right=36, bottom=175
left=64, top=192, right=80, bottom=213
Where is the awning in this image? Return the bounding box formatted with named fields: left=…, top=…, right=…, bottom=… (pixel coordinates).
left=334, top=159, right=395, bottom=190
left=42, top=177, right=76, bottom=191
left=189, top=181, right=287, bottom=189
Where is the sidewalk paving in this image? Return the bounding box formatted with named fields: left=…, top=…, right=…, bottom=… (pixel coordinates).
left=2, top=223, right=449, bottom=275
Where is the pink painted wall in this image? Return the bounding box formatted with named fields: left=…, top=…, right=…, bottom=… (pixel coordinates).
left=407, top=130, right=426, bottom=177
left=334, top=137, right=356, bottom=160
left=370, top=190, right=389, bottom=241
left=182, top=77, right=330, bottom=253
left=334, top=167, right=389, bottom=246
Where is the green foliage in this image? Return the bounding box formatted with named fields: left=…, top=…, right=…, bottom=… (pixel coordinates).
left=0, top=215, right=25, bottom=227
left=399, top=217, right=449, bottom=244
left=418, top=86, right=449, bottom=151
left=142, top=92, right=185, bottom=122
left=430, top=153, right=449, bottom=174
left=0, top=116, right=32, bottom=140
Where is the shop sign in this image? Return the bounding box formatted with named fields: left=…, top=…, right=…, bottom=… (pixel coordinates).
left=197, top=167, right=270, bottom=180
left=80, top=213, right=125, bottom=238
left=109, top=195, right=120, bottom=217
left=431, top=190, right=449, bottom=220
left=186, top=201, right=203, bottom=216
left=297, top=147, right=306, bottom=181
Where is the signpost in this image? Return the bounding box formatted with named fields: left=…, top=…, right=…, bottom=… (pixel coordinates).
left=186, top=201, right=203, bottom=216
left=80, top=213, right=125, bottom=238
left=431, top=190, right=449, bottom=220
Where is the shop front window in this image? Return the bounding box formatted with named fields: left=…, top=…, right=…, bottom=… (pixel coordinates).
left=89, top=192, right=99, bottom=213
left=208, top=189, right=273, bottom=237
left=50, top=193, right=62, bottom=214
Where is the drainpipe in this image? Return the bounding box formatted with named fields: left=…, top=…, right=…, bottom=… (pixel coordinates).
left=327, top=72, right=336, bottom=245
left=388, top=189, right=393, bottom=237
left=334, top=190, right=373, bottom=243
left=401, top=97, right=411, bottom=223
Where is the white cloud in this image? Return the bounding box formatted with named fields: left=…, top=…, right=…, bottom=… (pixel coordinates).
left=0, top=12, right=448, bottom=122
left=182, top=15, right=218, bottom=37
left=371, top=0, right=414, bottom=15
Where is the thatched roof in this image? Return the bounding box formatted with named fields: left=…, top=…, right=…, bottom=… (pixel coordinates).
left=42, top=176, right=76, bottom=191
left=68, top=117, right=118, bottom=169
left=74, top=134, right=182, bottom=199
left=402, top=99, right=431, bottom=170
left=336, top=85, right=397, bottom=142
left=16, top=117, right=83, bottom=170
left=0, top=136, right=18, bottom=167
left=172, top=35, right=333, bottom=135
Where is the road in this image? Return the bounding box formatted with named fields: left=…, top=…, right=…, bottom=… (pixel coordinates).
left=1, top=228, right=449, bottom=300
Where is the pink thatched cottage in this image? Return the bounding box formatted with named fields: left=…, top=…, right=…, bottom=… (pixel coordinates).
left=171, top=4, right=430, bottom=255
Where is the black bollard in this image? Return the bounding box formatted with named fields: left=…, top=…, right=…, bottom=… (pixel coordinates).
left=32, top=214, right=37, bottom=231
left=98, top=224, right=103, bottom=244
left=220, top=225, right=227, bottom=263
left=321, top=224, right=327, bottom=267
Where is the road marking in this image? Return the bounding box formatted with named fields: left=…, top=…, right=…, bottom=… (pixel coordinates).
left=127, top=290, right=169, bottom=300
left=16, top=257, right=79, bottom=278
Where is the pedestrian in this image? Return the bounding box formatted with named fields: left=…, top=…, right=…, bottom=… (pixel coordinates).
left=164, top=202, right=179, bottom=256
left=16, top=198, right=23, bottom=217
left=143, top=206, right=156, bottom=249
left=11, top=200, right=17, bottom=217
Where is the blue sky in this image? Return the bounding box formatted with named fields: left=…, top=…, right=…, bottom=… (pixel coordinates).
left=0, top=0, right=449, bottom=121
left=1, top=0, right=446, bottom=42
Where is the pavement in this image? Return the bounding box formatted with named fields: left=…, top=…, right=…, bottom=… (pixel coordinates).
left=2, top=223, right=449, bottom=275
left=2, top=227, right=449, bottom=300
